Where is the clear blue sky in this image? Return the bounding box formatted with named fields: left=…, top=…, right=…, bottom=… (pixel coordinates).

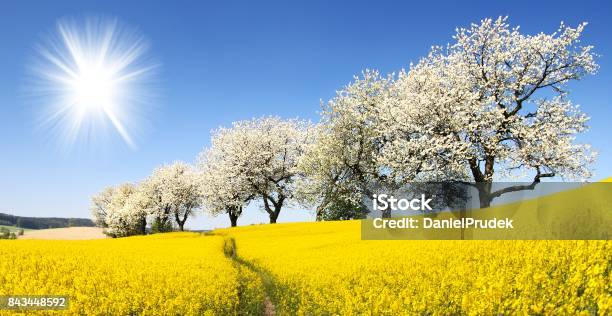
left=1, top=0, right=610, bottom=229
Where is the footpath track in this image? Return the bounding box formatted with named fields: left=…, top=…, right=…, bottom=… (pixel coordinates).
left=223, top=237, right=277, bottom=316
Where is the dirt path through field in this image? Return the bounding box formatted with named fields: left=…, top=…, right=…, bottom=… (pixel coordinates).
left=223, top=237, right=277, bottom=316
left=263, top=297, right=276, bottom=316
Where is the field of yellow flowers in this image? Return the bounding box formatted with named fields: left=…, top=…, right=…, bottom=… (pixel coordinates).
left=0, top=233, right=263, bottom=315
left=1, top=223, right=610, bottom=315
left=219, top=221, right=611, bottom=315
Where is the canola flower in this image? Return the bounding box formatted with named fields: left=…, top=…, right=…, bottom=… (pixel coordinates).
left=220, top=221, right=612, bottom=315
left=0, top=233, right=261, bottom=315
left=1, top=223, right=610, bottom=315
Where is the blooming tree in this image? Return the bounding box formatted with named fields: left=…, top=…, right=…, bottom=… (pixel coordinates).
left=297, top=71, right=397, bottom=218
left=138, top=175, right=173, bottom=232
left=379, top=17, right=598, bottom=207
left=91, top=162, right=201, bottom=236
left=197, top=145, right=253, bottom=227
left=209, top=117, right=313, bottom=223
left=144, top=162, right=202, bottom=231
left=90, top=186, right=115, bottom=227
left=102, top=183, right=146, bottom=237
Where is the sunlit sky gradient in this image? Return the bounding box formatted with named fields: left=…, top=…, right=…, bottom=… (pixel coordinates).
left=1, top=0, right=611, bottom=229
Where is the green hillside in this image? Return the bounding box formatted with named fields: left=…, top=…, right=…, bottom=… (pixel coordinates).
left=0, top=213, right=95, bottom=229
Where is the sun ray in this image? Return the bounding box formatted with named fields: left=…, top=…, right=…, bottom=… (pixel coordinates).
left=104, top=107, right=135, bottom=148
left=27, top=15, right=158, bottom=151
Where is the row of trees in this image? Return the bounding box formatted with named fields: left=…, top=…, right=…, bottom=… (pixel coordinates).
left=299, top=17, right=597, bottom=215
left=91, top=118, right=314, bottom=236
left=91, top=162, right=202, bottom=236
left=91, top=17, right=598, bottom=236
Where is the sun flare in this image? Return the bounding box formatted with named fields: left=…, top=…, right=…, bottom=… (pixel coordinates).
left=28, top=16, right=157, bottom=150
left=71, top=64, right=115, bottom=110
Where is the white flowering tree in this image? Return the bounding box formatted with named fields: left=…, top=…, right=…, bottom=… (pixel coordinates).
left=102, top=183, right=146, bottom=237
left=208, top=117, right=313, bottom=223
left=91, top=163, right=201, bottom=236
left=90, top=186, right=115, bottom=227
left=197, top=145, right=253, bottom=227
left=144, top=162, right=202, bottom=231
left=138, top=174, right=173, bottom=232
left=122, top=184, right=155, bottom=234
left=378, top=17, right=598, bottom=207
left=297, top=71, right=397, bottom=218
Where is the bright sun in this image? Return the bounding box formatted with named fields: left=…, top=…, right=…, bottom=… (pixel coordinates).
left=29, top=16, right=157, bottom=150
left=71, top=64, right=115, bottom=110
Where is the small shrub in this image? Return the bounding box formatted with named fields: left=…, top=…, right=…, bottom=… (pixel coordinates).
left=0, top=227, right=16, bottom=240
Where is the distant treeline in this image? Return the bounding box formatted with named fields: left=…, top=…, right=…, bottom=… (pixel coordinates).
left=0, top=213, right=95, bottom=229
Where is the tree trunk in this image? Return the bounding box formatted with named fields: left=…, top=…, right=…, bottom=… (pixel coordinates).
left=263, top=194, right=284, bottom=224
left=476, top=182, right=493, bottom=208
left=139, top=216, right=147, bottom=235
left=269, top=210, right=279, bottom=224
left=479, top=194, right=492, bottom=208
left=175, top=212, right=186, bottom=231
left=316, top=204, right=324, bottom=221
left=268, top=204, right=282, bottom=223
left=469, top=156, right=495, bottom=209
left=315, top=195, right=332, bottom=221
left=229, top=212, right=238, bottom=227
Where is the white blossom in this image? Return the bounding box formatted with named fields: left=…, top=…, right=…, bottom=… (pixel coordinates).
left=143, top=162, right=202, bottom=231
left=378, top=17, right=598, bottom=206
left=90, top=186, right=115, bottom=227
left=297, top=71, right=396, bottom=217
left=202, top=116, right=313, bottom=223
left=197, top=143, right=253, bottom=227
left=103, top=183, right=145, bottom=237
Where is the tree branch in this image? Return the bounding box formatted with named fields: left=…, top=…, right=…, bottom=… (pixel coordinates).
left=489, top=167, right=555, bottom=199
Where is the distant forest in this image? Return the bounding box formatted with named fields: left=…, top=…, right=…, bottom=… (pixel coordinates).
left=0, top=213, right=94, bottom=229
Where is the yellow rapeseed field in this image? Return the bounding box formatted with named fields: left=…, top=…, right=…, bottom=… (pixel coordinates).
left=0, top=233, right=262, bottom=315
left=1, top=223, right=610, bottom=315
left=220, top=221, right=612, bottom=315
